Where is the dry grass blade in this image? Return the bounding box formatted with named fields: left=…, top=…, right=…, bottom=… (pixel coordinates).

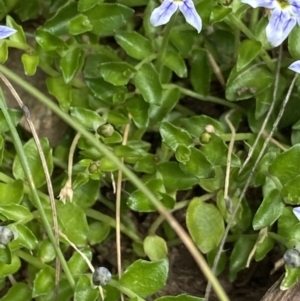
left=116, top=117, right=131, bottom=301
left=205, top=110, right=236, bottom=301
left=0, top=73, right=61, bottom=300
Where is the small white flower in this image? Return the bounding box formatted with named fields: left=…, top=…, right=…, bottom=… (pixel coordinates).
left=242, top=0, right=300, bottom=46
left=150, top=0, right=202, bottom=33
left=288, top=60, right=300, bottom=73
left=293, top=206, right=300, bottom=220
left=0, top=26, right=16, bottom=39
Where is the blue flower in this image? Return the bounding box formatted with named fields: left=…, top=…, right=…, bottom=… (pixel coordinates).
left=0, top=26, right=16, bottom=39
left=293, top=207, right=300, bottom=220
left=289, top=60, right=300, bottom=73
left=241, top=0, right=300, bottom=46
left=150, top=0, right=202, bottom=33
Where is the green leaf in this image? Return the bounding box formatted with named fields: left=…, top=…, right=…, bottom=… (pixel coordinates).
left=6, top=16, right=26, bottom=44
left=13, top=138, right=53, bottom=188
left=229, top=236, right=256, bottom=281
left=159, top=122, right=193, bottom=151
left=280, top=265, right=300, bottom=290
left=120, top=259, right=168, bottom=298
left=54, top=202, right=89, bottom=246
left=226, top=65, right=274, bottom=101
left=43, top=2, right=78, bottom=35
left=73, top=180, right=100, bottom=209
left=210, top=6, right=232, bottom=22
left=33, top=268, right=55, bottom=297
left=127, top=96, right=149, bottom=129
left=75, top=275, right=98, bottom=301
left=67, top=14, right=93, bottom=35
left=175, top=145, right=191, bottom=164
left=134, top=63, right=162, bottom=105
left=107, top=111, right=129, bottom=126
left=88, top=221, right=110, bottom=245
left=68, top=247, right=92, bottom=275
left=278, top=207, right=299, bottom=242
left=255, top=235, right=274, bottom=262
left=36, top=29, right=67, bottom=51
left=144, top=235, right=168, bottom=261
left=281, top=175, right=300, bottom=204
left=0, top=253, right=21, bottom=277
left=9, top=224, right=38, bottom=250
left=0, top=246, right=11, bottom=264
left=99, top=62, right=136, bottom=86
left=0, top=41, right=8, bottom=63
left=78, top=0, right=104, bottom=12
left=187, top=198, right=224, bottom=253
left=60, top=48, right=83, bottom=83
left=201, top=135, right=240, bottom=167
left=170, top=29, right=197, bottom=58
left=115, top=31, right=153, bottom=60
left=179, top=148, right=214, bottom=179
left=0, top=109, right=23, bottom=133
left=127, top=179, right=165, bottom=212
left=269, top=144, right=300, bottom=185
left=155, top=294, right=204, bottom=301
left=190, top=49, right=211, bottom=96
left=36, top=279, right=73, bottom=301
left=0, top=282, right=31, bottom=301
left=84, top=4, right=134, bottom=36
left=149, top=87, right=180, bottom=123
left=14, top=0, right=39, bottom=22
left=70, top=107, right=105, bottom=131
left=157, top=162, right=199, bottom=191
left=37, top=239, right=56, bottom=263
left=180, top=115, right=224, bottom=137
left=0, top=180, right=24, bottom=205
left=21, top=54, right=39, bottom=76
left=236, top=40, right=262, bottom=71
left=288, top=26, right=300, bottom=59
left=85, top=77, right=127, bottom=104
left=163, top=51, right=187, bottom=78
left=46, top=76, right=72, bottom=111
left=0, top=204, right=32, bottom=222
left=252, top=189, right=285, bottom=230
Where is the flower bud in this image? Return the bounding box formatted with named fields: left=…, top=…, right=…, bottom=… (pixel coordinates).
left=283, top=248, right=300, bottom=268
left=200, top=132, right=211, bottom=144
left=98, top=124, right=114, bottom=137
left=93, top=267, right=112, bottom=286
left=0, top=226, right=14, bottom=245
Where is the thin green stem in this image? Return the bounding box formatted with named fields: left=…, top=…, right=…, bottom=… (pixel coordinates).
left=16, top=249, right=51, bottom=270
left=268, top=232, right=288, bottom=246
left=249, top=8, right=259, bottom=33
left=164, top=84, right=246, bottom=112
left=220, top=133, right=253, bottom=141
left=226, top=14, right=275, bottom=72
left=0, top=65, right=230, bottom=301
left=86, top=209, right=142, bottom=244
left=0, top=88, right=75, bottom=289
left=155, top=12, right=177, bottom=76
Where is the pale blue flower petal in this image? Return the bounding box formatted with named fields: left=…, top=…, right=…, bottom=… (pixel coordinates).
left=0, top=26, right=16, bottom=39
left=241, top=0, right=276, bottom=9
left=290, top=0, right=300, bottom=17
left=179, top=0, right=202, bottom=33
left=293, top=207, right=300, bottom=221
left=288, top=60, right=300, bottom=73
left=266, top=8, right=296, bottom=46
left=150, top=0, right=178, bottom=27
